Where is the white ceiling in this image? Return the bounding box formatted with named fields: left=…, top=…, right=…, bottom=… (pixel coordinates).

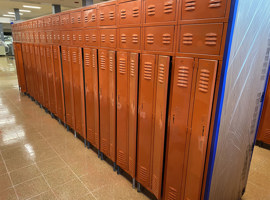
left=0, top=0, right=107, bottom=32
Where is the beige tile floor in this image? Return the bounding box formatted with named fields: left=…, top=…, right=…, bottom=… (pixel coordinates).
left=0, top=55, right=269, bottom=200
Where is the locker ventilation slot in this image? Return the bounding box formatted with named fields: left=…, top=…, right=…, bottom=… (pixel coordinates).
left=147, top=5, right=156, bottom=16
left=132, top=34, right=139, bottom=44
left=144, top=62, right=152, bottom=80
left=77, top=17, right=81, bottom=23
left=62, top=35, right=65, bottom=41
left=67, top=34, right=70, bottom=41
left=158, top=64, right=165, bottom=83
left=85, top=34, right=90, bottom=42
left=168, top=187, right=177, bottom=200
left=73, top=35, right=76, bottom=41
left=84, top=16, right=88, bottom=23
left=185, top=0, right=196, bottom=11
left=72, top=52, right=77, bottom=63
left=109, top=11, right=115, bottom=20
left=101, top=34, right=106, bottom=42
left=109, top=56, right=114, bottom=72
left=164, top=2, right=173, bottom=14
left=121, top=34, right=127, bottom=43
left=152, top=175, right=158, bottom=196
left=133, top=7, right=139, bottom=17
left=163, top=34, right=171, bottom=45
left=92, top=35, right=97, bottom=42
left=92, top=52, right=96, bottom=68
left=79, top=34, right=82, bottom=41
left=85, top=53, right=90, bottom=66
left=177, top=66, right=189, bottom=88
left=209, top=0, right=222, bottom=8
left=110, top=34, right=115, bottom=43
left=121, top=10, right=127, bottom=19
left=138, top=166, right=149, bottom=184
left=147, top=34, right=154, bottom=44
left=130, top=59, right=135, bottom=77
left=71, top=17, right=75, bottom=24
left=117, top=151, right=127, bottom=167
left=183, top=33, right=193, bottom=45
left=198, top=69, right=210, bottom=93
left=62, top=50, right=67, bottom=61
left=119, top=58, right=126, bottom=74
left=100, top=13, right=105, bottom=21
left=100, top=55, right=106, bottom=70
left=91, top=14, right=96, bottom=22
left=205, top=33, right=217, bottom=46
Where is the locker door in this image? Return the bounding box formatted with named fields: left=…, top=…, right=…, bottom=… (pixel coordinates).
left=22, top=44, right=30, bottom=94
left=163, top=57, right=194, bottom=200
left=46, top=45, right=57, bottom=114
left=14, top=43, right=27, bottom=92
left=99, top=49, right=116, bottom=162
left=83, top=8, right=97, bottom=27
left=62, top=46, right=75, bottom=129
left=84, top=48, right=99, bottom=149
left=184, top=59, right=218, bottom=200
left=53, top=45, right=65, bottom=122
left=118, top=0, right=141, bottom=26
left=117, top=51, right=129, bottom=171
left=40, top=45, right=49, bottom=108
left=152, top=55, right=170, bottom=199
left=30, top=45, right=37, bottom=99
left=70, top=47, right=86, bottom=138
left=137, top=54, right=156, bottom=188
left=34, top=45, right=44, bottom=104
left=128, top=53, right=139, bottom=178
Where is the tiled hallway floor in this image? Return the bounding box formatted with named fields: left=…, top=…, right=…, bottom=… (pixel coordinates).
left=0, top=56, right=269, bottom=200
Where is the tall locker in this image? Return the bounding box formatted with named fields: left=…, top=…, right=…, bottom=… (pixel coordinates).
left=70, top=47, right=86, bottom=138
left=136, top=54, right=170, bottom=199
left=28, top=44, right=36, bottom=98
left=184, top=59, right=218, bottom=200
left=21, top=44, right=30, bottom=94
left=84, top=48, right=100, bottom=149
left=13, top=43, right=27, bottom=92
left=61, top=46, right=75, bottom=129
left=163, top=57, right=194, bottom=200
left=45, top=45, right=57, bottom=115
left=34, top=45, right=44, bottom=104
left=116, top=51, right=139, bottom=180
left=31, top=44, right=39, bottom=100
left=98, top=49, right=116, bottom=162
left=40, top=45, right=50, bottom=109
left=52, top=45, right=65, bottom=122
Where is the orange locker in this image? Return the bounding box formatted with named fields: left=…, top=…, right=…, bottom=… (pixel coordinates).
left=184, top=59, right=218, bottom=200
left=84, top=48, right=100, bottom=149
left=21, top=44, right=31, bottom=94
left=45, top=45, right=57, bottom=114
left=61, top=46, right=75, bottom=129
left=136, top=54, right=170, bottom=199
left=179, top=23, right=224, bottom=55
left=70, top=47, right=86, bottom=139
left=60, top=12, right=70, bottom=29
left=83, top=6, right=97, bottom=27
left=118, top=0, right=141, bottom=26
left=29, top=44, right=38, bottom=99
left=163, top=57, right=194, bottom=200
left=70, top=10, right=83, bottom=28
left=40, top=45, right=50, bottom=109
left=72, top=29, right=84, bottom=47
left=98, top=2, right=116, bottom=26
left=116, top=51, right=139, bottom=185
left=84, top=29, right=99, bottom=47
left=119, top=27, right=141, bottom=50
left=34, top=45, right=44, bottom=104
left=257, top=74, right=270, bottom=144
left=52, top=45, right=65, bottom=122
left=100, top=28, right=117, bottom=48
left=13, top=43, right=27, bottom=93
left=180, top=0, right=228, bottom=20
left=98, top=49, right=116, bottom=162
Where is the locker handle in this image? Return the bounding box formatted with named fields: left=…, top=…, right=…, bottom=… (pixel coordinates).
left=202, top=126, right=205, bottom=136
left=173, top=114, right=175, bottom=124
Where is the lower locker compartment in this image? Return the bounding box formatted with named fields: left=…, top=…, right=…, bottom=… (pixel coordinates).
left=84, top=48, right=100, bottom=149
left=98, top=49, right=116, bottom=162
left=116, top=51, right=139, bottom=179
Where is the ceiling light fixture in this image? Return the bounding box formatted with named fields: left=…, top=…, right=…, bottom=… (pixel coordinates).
left=19, top=9, right=31, bottom=13
left=3, top=14, right=15, bottom=17
left=8, top=12, right=23, bottom=15
left=23, top=5, right=41, bottom=9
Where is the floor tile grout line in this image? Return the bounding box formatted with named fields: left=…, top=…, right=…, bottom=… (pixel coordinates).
left=0, top=151, right=20, bottom=200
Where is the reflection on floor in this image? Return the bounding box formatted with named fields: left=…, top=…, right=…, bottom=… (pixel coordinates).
left=0, top=56, right=148, bottom=200
left=0, top=56, right=269, bottom=200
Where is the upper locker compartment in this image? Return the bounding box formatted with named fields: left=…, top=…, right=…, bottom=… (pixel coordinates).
left=179, top=23, right=224, bottom=55
left=144, top=0, right=177, bottom=24
left=83, top=6, right=97, bottom=27
left=98, top=2, right=116, bottom=26
left=44, top=16, right=52, bottom=29
left=70, top=10, right=83, bottom=28
left=118, top=0, right=141, bottom=26
left=52, top=15, right=60, bottom=29
left=60, top=12, right=70, bottom=29
left=181, top=0, right=228, bottom=20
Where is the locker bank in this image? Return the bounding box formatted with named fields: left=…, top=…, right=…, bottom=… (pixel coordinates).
left=3, top=0, right=270, bottom=199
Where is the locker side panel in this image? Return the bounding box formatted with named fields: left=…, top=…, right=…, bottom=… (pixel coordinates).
left=117, top=51, right=129, bottom=171
left=53, top=45, right=65, bottom=122
left=128, top=53, right=139, bottom=178
left=184, top=59, right=218, bottom=200
left=136, top=54, right=156, bottom=188
left=62, top=46, right=75, bottom=129
left=109, top=50, right=116, bottom=162
left=151, top=55, right=170, bottom=199
left=163, top=57, right=194, bottom=200
left=85, top=48, right=100, bottom=148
